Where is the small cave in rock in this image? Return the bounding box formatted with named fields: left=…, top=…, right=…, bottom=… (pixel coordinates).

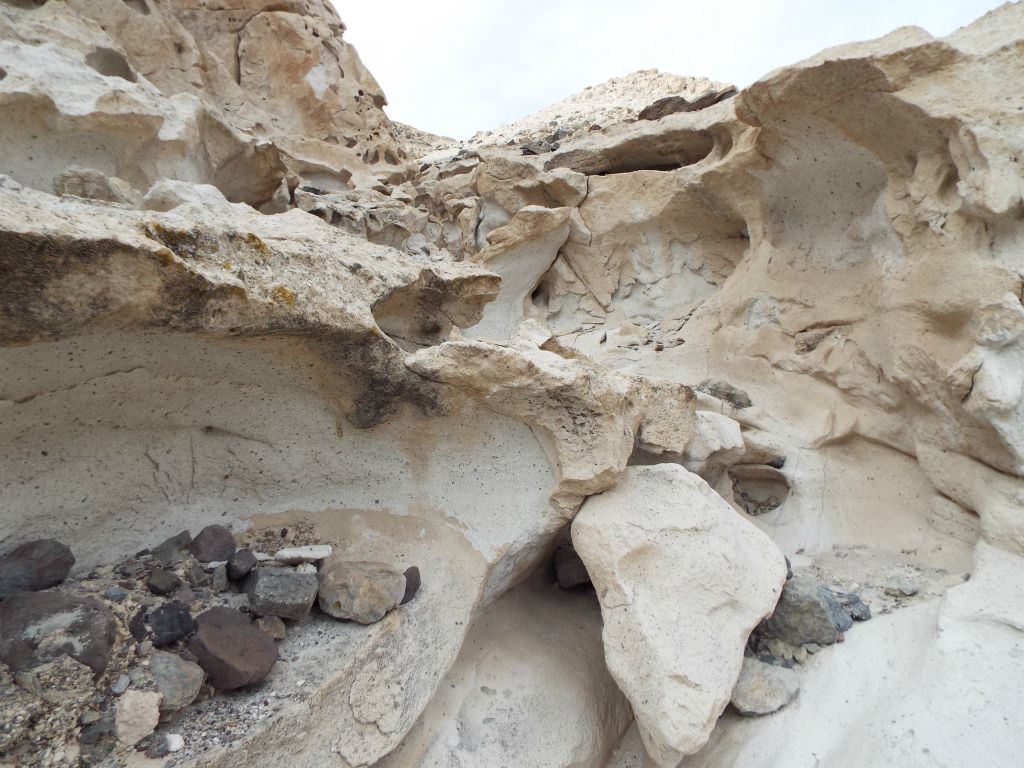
left=122, top=0, right=149, bottom=14
left=85, top=48, right=137, bottom=82
left=727, top=464, right=791, bottom=516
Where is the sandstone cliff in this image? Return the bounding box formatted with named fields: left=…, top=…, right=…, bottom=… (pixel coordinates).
left=0, top=2, right=1022, bottom=768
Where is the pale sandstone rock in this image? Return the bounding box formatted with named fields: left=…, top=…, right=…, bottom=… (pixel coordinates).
left=573, top=464, right=786, bottom=766
left=730, top=657, right=800, bottom=716
left=406, top=335, right=695, bottom=502
left=317, top=559, right=406, bottom=624
left=2, top=1, right=1024, bottom=766
left=377, top=576, right=632, bottom=768
left=115, top=689, right=161, bottom=746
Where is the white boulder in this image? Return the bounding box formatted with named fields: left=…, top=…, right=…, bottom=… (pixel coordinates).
left=572, top=464, right=786, bottom=766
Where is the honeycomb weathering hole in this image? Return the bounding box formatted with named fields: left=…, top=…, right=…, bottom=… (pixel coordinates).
left=85, top=48, right=137, bottom=83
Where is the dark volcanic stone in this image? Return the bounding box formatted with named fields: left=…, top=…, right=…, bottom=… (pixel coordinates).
left=0, top=539, right=75, bottom=598
left=129, top=607, right=148, bottom=641
left=839, top=592, right=872, bottom=622
left=189, top=607, right=277, bottom=690
left=227, top=549, right=257, bottom=580
left=247, top=567, right=318, bottom=620
left=148, top=601, right=195, bottom=646
left=818, top=585, right=854, bottom=633
left=188, top=525, right=236, bottom=563
left=151, top=530, right=191, bottom=567
left=147, top=567, right=181, bottom=595
left=759, top=577, right=839, bottom=646
left=0, top=592, right=116, bottom=673
left=402, top=566, right=421, bottom=604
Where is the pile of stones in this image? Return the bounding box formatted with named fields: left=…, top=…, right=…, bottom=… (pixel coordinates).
left=0, top=528, right=420, bottom=765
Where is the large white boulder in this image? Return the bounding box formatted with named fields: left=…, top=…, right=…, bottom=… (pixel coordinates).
left=572, top=464, right=786, bottom=766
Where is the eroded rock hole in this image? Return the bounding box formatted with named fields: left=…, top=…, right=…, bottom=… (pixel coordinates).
left=122, top=0, right=149, bottom=14
left=86, top=48, right=137, bottom=82
left=1, top=0, right=49, bottom=8
left=728, top=464, right=790, bottom=516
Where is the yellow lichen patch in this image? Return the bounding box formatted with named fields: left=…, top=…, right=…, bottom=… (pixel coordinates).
left=272, top=285, right=297, bottom=306
left=244, top=232, right=272, bottom=256
left=222, top=261, right=233, bottom=270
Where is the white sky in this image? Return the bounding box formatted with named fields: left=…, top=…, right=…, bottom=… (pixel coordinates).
left=335, top=0, right=1010, bottom=139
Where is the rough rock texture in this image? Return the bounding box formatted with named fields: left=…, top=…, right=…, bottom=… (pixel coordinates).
left=0, top=539, right=74, bottom=598
left=0, top=592, right=117, bottom=674
left=730, top=657, right=800, bottom=716
left=378, top=576, right=632, bottom=768
left=317, top=559, right=406, bottom=624
left=1, top=2, right=1024, bottom=767
left=247, top=566, right=319, bottom=620
left=151, top=650, right=204, bottom=714
left=189, top=607, right=277, bottom=690
left=573, top=464, right=786, bottom=765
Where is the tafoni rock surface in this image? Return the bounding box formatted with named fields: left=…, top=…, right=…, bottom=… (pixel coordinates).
left=0, top=1, right=1022, bottom=767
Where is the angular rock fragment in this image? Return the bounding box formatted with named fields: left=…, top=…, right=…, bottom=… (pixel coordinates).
left=115, top=689, right=160, bottom=746
left=255, top=615, right=287, bottom=641
left=759, top=577, right=840, bottom=647
left=573, top=464, right=786, bottom=766
left=820, top=585, right=854, bottom=633
left=189, top=525, right=236, bottom=563
left=189, top=608, right=277, bottom=690
left=211, top=565, right=229, bottom=593
left=0, top=592, right=116, bottom=674
left=150, top=651, right=204, bottom=713
left=147, top=566, right=182, bottom=595
left=317, top=559, right=406, bottom=624
left=0, top=539, right=75, bottom=598
left=838, top=592, right=872, bottom=621
left=151, top=531, right=191, bottom=568
left=148, top=601, right=195, bottom=647
left=227, top=549, right=258, bottom=581
left=730, top=656, right=800, bottom=716
left=274, top=545, right=333, bottom=565
left=247, top=567, right=318, bottom=620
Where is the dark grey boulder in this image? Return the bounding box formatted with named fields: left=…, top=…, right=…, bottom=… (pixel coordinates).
left=151, top=530, right=191, bottom=567
left=247, top=567, right=318, bottom=620
left=227, top=549, right=257, bottom=580
left=188, top=525, right=236, bottom=563
left=759, top=576, right=838, bottom=646
left=0, top=539, right=75, bottom=599
left=0, top=592, right=116, bottom=674
left=189, top=607, right=277, bottom=690
left=148, top=601, right=195, bottom=646
left=147, top=567, right=181, bottom=595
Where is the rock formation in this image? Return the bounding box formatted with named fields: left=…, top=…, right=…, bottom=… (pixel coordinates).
left=1, top=1, right=1023, bottom=767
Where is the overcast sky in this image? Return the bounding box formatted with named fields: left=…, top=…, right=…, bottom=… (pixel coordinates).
left=336, top=0, right=1009, bottom=139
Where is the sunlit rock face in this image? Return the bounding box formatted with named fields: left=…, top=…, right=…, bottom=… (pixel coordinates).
left=1, top=1, right=1023, bottom=767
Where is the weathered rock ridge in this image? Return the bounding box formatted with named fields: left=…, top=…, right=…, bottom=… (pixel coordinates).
left=1, top=1, right=1023, bottom=767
